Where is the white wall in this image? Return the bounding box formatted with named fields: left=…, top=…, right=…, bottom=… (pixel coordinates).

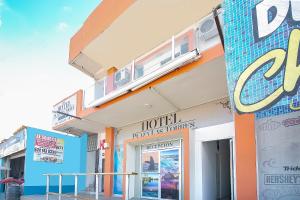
left=86, top=151, right=96, bottom=190
left=192, top=122, right=235, bottom=200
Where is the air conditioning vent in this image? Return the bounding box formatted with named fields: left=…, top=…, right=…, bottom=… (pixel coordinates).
left=114, top=68, right=131, bottom=88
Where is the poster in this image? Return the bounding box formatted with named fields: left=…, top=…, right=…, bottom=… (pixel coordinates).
left=142, top=151, right=159, bottom=173
left=142, top=174, right=159, bottom=198
left=34, top=134, right=64, bottom=163
left=113, top=146, right=124, bottom=195
left=160, top=149, right=180, bottom=199
left=256, top=112, right=300, bottom=199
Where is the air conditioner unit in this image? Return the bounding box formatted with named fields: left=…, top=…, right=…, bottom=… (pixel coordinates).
left=198, top=14, right=218, bottom=41
left=114, top=67, right=131, bottom=88
left=197, top=9, right=224, bottom=51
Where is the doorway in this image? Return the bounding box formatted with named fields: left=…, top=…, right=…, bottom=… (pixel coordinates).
left=202, top=139, right=231, bottom=200
left=193, top=122, right=235, bottom=200
left=9, top=156, right=25, bottom=179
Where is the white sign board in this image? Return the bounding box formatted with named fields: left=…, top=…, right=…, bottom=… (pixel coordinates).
left=256, top=112, right=300, bottom=199
left=0, top=129, right=26, bottom=158
left=52, top=95, right=77, bottom=127
left=34, top=134, right=64, bottom=163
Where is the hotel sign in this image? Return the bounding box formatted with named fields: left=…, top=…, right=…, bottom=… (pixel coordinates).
left=133, top=113, right=195, bottom=139
left=52, top=94, right=77, bottom=127
left=224, top=0, right=300, bottom=117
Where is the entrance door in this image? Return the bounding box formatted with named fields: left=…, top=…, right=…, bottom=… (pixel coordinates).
left=141, top=140, right=181, bottom=200
left=193, top=122, right=235, bottom=200
left=202, top=139, right=232, bottom=200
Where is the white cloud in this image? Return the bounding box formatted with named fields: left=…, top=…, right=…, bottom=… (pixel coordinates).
left=63, top=6, right=72, bottom=12
left=56, top=22, right=69, bottom=32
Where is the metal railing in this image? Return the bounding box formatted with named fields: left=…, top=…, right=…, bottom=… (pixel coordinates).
left=44, top=172, right=138, bottom=200
left=83, top=28, right=198, bottom=109
left=83, top=9, right=223, bottom=109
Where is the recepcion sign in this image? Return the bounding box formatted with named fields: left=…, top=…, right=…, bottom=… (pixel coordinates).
left=34, top=134, right=64, bottom=163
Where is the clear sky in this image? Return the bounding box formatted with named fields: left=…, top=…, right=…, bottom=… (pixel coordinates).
left=0, top=0, right=100, bottom=139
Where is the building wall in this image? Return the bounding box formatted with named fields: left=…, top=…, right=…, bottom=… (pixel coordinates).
left=23, top=127, right=87, bottom=195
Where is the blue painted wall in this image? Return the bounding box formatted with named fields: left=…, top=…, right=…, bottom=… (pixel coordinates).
left=23, top=127, right=87, bottom=195
left=0, top=158, right=4, bottom=193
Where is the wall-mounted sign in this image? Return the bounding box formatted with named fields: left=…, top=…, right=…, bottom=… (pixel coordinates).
left=34, top=134, right=64, bottom=163
left=0, top=129, right=26, bottom=158
left=224, top=0, right=300, bottom=117
left=142, top=140, right=180, bottom=151
left=133, top=113, right=195, bottom=139
left=256, top=111, right=300, bottom=199
left=52, top=95, right=77, bottom=127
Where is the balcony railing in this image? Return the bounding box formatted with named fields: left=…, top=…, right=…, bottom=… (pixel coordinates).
left=83, top=10, right=223, bottom=109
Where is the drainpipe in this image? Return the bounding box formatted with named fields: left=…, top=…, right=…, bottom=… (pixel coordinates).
left=213, top=4, right=224, bottom=50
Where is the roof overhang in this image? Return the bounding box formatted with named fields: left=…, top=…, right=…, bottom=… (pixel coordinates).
left=54, top=45, right=227, bottom=134
left=69, top=0, right=222, bottom=79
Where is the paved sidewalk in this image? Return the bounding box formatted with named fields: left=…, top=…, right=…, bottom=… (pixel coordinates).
left=20, top=193, right=144, bottom=200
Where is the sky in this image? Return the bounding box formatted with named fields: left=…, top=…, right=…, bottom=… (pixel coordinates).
left=0, top=0, right=100, bottom=139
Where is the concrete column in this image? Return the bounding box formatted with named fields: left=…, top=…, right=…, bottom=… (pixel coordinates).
left=234, top=113, right=257, bottom=200
left=104, top=127, right=115, bottom=197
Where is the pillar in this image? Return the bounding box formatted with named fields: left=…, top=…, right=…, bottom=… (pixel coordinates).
left=234, top=113, right=257, bottom=199
left=104, top=127, right=115, bottom=197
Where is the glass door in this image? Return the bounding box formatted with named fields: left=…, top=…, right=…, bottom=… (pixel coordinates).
left=141, top=140, right=181, bottom=200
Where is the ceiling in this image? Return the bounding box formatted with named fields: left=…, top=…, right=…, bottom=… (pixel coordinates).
left=73, top=0, right=221, bottom=79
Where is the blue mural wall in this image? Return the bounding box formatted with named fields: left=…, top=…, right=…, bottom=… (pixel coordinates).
left=113, top=145, right=123, bottom=195
left=224, top=0, right=300, bottom=118
left=224, top=1, right=300, bottom=199
left=23, top=127, right=87, bottom=195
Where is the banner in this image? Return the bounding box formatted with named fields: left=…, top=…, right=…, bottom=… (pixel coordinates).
left=0, top=129, right=26, bottom=158
left=34, top=134, right=64, bottom=163
left=224, top=0, right=300, bottom=118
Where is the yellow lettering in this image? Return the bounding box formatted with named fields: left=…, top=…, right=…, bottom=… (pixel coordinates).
left=290, top=100, right=300, bottom=111
left=234, top=49, right=285, bottom=113
left=284, top=29, right=300, bottom=93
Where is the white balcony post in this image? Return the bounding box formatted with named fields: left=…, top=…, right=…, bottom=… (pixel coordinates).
left=125, top=174, right=129, bottom=200
left=95, top=174, right=99, bottom=200
left=103, top=78, right=107, bottom=96
left=172, top=36, right=175, bottom=60
left=131, top=60, right=135, bottom=81
left=74, top=175, right=78, bottom=197
left=59, top=174, right=62, bottom=195
left=46, top=175, right=50, bottom=195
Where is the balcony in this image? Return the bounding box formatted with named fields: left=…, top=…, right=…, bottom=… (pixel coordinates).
left=84, top=11, right=223, bottom=109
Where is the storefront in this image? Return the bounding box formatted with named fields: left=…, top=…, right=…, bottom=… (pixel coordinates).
left=111, top=100, right=234, bottom=199
left=51, top=0, right=300, bottom=199
left=0, top=126, right=87, bottom=196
